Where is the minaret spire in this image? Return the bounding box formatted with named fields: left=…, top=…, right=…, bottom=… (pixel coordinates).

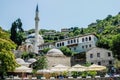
left=36, top=4, right=39, bottom=12
left=34, top=4, right=40, bottom=54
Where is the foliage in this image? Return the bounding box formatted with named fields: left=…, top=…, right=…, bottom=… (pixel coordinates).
left=81, top=71, right=87, bottom=78
left=71, top=71, right=82, bottom=78
left=62, top=71, right=68, bottom=77
left=21, top=52, right=36, bottom=60
left=42, top=48, right=51, bottom=54
left=0, top=27, right=18, bottom=77
left=96, top=37, right=110, bottom=49
left=87, top=71, right=97, bottom=77
left=33, top=56, right=47, bottom=70
left=83, top=62, right=91, bottom=67
left=111, top=34, right=120, bottom=60
left=60, top=46, right=73, bottom=56
left=10, top=18, right=25, bottom=46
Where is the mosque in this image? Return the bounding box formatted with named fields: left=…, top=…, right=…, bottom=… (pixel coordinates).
left=22, top=5, right=44, bottom=54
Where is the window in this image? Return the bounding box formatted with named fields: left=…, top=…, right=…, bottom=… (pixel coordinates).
left=77, top=38, right=79, bottom=43
left=91, top=62, right=94, bottom=64
left=90, top=54, right=93, bottom=58
left=89, top=36, right=91, bottom=41
left=86, top=45, right=88, bottom=48
left=74, top=39, right=76, bottom=43
left=108, top=52, right=111, bottom=57
left=97, top=53, right=100, bottom=57
left=82, top=38, right=84, bottom=42
left=98, top=62, right=101, bottom=65
left=71, top=40, right=73, bottom=43
left=82, top=46, right=84, bottom=49
left=57, top=43, right=59, bottom=47
left=68, top=40, right=70, bottom=44
left=86, top=37, right=88, bottom=41
left=62, top=42, right=64, bottom=46
left=74, top=47, right=76, bottom=50
left=109, top=61, right=112, bottom=65
left=89, top=44, right=91, bottom=47
left=60, top=43, right=61, bottom=46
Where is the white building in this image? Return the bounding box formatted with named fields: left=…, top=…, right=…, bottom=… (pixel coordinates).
left=39, top=34, right=98, bottom=53
left=86, top=47, right=114, bottom=66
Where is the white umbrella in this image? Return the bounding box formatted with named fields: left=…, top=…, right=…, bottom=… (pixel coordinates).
left=14, top=66, right=32, bottom=73
left=69, top=64, right=86, bottom=72
left=87, top=64, right=106, bottom=71
left=16, top=58, right=31, bottom=67
left=37, top=69, right=51, bottom=74
left=14, top=66, right=33, bottom=80
left=50, top=64, right=69, bottom=72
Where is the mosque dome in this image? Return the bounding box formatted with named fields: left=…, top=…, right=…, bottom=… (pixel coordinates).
left=26, top=33, right=44, bottom=44
left=16, top=58, right=25, bottom=64
left=46, top=48, right=64, bottom=57
left=28, top=58, right=37, bottom=63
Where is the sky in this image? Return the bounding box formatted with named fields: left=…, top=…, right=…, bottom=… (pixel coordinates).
left=0, top=0, right=120, bottom=31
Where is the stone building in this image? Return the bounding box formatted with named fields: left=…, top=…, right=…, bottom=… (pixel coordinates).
left=46, top=48, right=70, bottom=69
left=86, top=47, right=114, bottom=66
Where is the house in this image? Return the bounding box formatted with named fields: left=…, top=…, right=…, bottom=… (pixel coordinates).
left=38, top=34, right=98, bottom=54
left=86, top=47, right=114, bottom=66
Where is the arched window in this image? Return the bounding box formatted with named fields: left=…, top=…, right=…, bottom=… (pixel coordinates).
left=71, top=40, right=73, bottom=43
left=68, top=40, right=70, bottom=44
left=62, top=42, right=64, bottom=46
left=57, top=43, right=59, bottom=47
left=82, top=38, right=84, bottom=42
left=74, top=39, right=76, bottom=43
left=86, top=37, right=88, bottom=41
left=89, top=36, right=91, bottom=41
left=60, top=43, right=61, bottom=46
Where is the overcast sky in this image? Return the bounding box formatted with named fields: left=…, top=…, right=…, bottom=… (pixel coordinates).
left=0, top=0, right=120, bottom=31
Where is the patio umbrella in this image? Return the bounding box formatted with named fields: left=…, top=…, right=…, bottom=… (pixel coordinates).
left=69, top=64, right=86, bottom=72
left=14, top=66, right=32, bottom=73
left=37, top=69, right=51, bottom=74
left=50, top=64, right=69, bottom=72
left=14, top=66, right=32, bottom=80
left=87, top=64, right=106, bottom=71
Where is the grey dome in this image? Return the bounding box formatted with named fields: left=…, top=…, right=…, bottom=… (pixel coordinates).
left=28, top=58, right=37, bottom=63
left=46, top=48, right=64, bottom=57
left=16, top=58, right=25, bottom=64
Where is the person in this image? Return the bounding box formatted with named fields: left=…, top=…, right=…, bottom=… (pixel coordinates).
left=58, top=75, right=64, bottom=80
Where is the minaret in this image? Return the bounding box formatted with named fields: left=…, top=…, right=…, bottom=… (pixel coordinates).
left=34, top=4, right=39, bottom=54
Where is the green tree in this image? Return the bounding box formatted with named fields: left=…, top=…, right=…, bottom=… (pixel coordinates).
left=111, top=34, right=120, bottom=60
left=0, top=28, right=18, bottom=79
left=42, top=48, right=51, bottom=54
left=74, top=29, right=80, bottom=36
left=96, top=37, right=110, bottom=49
left=60, top=46, right=73, bottom=56
left=10, top=18, right=24, bottom=46
left=33, top=56, right=47, bottom=70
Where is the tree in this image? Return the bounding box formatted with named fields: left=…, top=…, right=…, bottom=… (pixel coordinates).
left=0, top=28, right=18, bottom=79
left=96, top=37, right=110, bottom=49
left=111, top=34, right=120, bottom=60
left=60, top=46, right=73, bottom=56
left=42, top=48, right=51, bottom=54
left=74, top=29, right=80, bottom=36
left=33, top=56, right=47, bottom=70
left=10, top=18, right=24, bottom=46
left=80, top=28, right=84, bottom=34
